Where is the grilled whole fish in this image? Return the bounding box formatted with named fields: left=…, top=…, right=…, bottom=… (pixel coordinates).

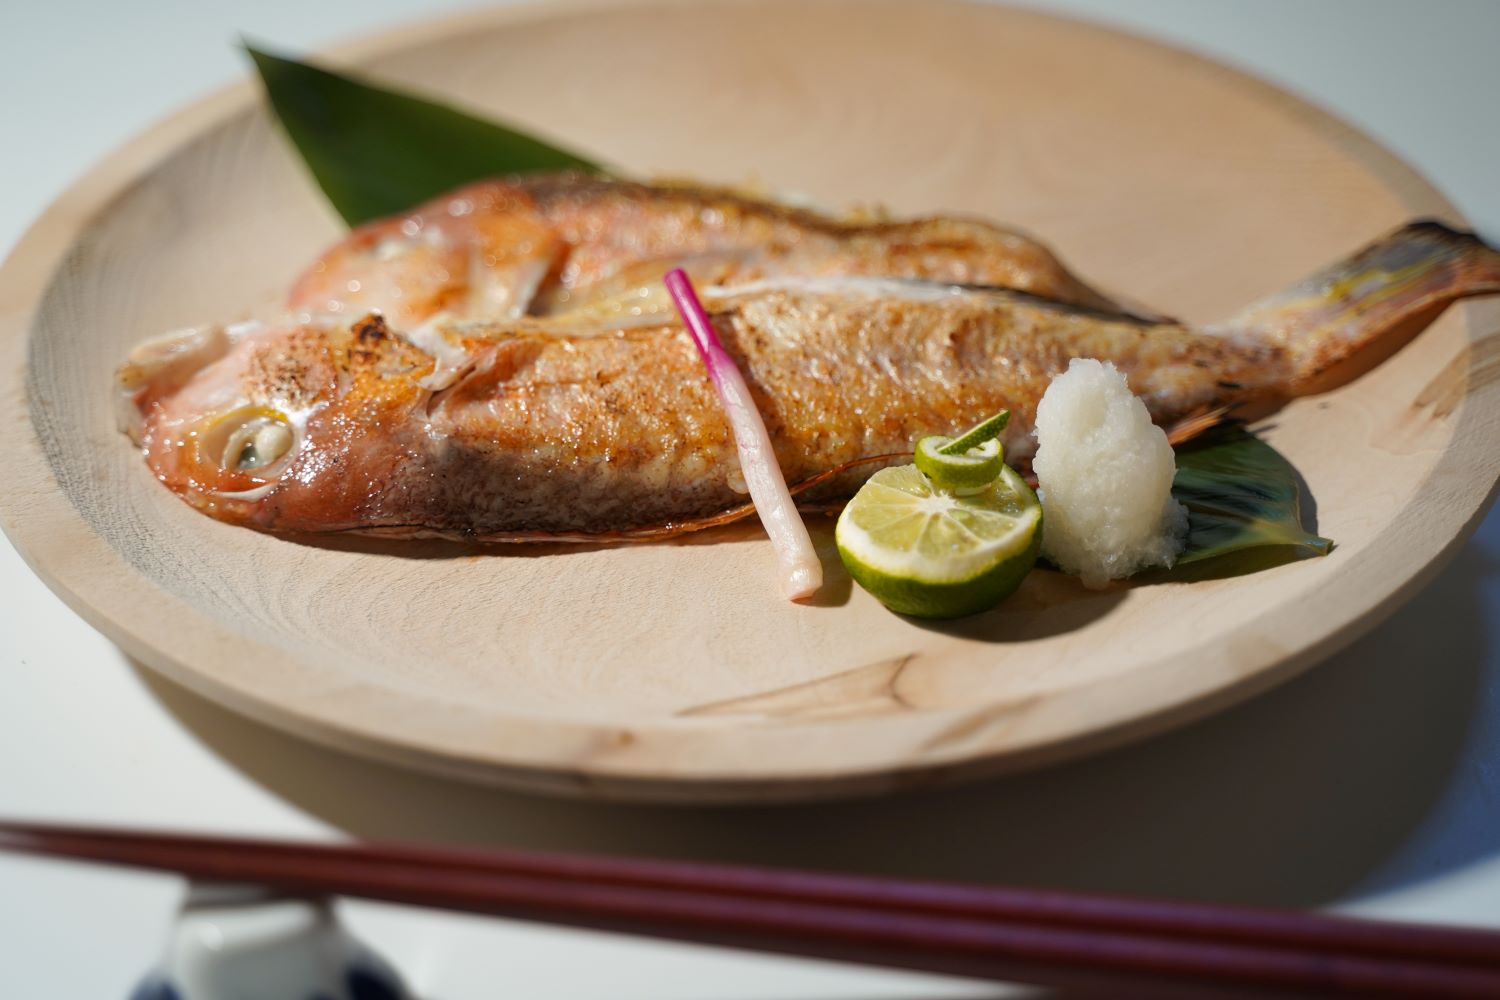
left=119, top=220, right=1500, bottom=540
left=287, top=173, right=1129, bottom=330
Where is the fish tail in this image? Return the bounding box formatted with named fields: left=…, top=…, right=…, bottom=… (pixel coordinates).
left=1216, top=220, right=1500, bottom=387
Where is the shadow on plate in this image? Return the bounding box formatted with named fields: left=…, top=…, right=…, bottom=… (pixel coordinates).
left=274, top=507, right=833, bottom=561
left=133, top=534, right=1500, bottom=911
left=908, top=569, right=1126, bottom=642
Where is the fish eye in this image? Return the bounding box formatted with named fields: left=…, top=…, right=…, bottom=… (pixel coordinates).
left=228, top=418, right=293, bottom=471
left=196, top=407, right=295, bottom=477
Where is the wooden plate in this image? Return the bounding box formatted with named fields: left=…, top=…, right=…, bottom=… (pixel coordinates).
left=3, top=0, right=1497, bottom=803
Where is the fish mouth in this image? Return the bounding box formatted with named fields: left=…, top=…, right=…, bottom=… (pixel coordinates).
left=115, top=323, right=241, bottom=442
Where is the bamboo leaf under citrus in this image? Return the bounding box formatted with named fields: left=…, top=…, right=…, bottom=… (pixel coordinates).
left=1172, top=425, right=1332, bottom=567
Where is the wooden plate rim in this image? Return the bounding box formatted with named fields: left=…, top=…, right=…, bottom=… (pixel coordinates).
left=1, top=0, right=1496, bottom=803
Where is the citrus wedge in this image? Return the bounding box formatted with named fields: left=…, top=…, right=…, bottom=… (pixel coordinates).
left=836, top=464, right=1042, bottom=619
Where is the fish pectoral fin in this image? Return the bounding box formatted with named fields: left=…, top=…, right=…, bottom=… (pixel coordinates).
left=422, top=339, right=549, bottom=415
left=1165, top=405, right=1234, bottom=449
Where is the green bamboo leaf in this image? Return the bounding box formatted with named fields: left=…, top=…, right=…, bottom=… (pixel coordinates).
left=1171, top=425, right=1333, bottom=568
left=245, top=44, right=604, bottom=226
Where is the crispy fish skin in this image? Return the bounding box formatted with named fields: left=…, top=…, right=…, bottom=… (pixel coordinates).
left=287, top=173, right=1127, bottom=329
left=123, top=222, right=1500, bottom=540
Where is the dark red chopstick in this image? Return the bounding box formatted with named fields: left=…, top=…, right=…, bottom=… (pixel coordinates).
left=4, top=821, right=1499, bottom=999
left=20, top=820, right=1495, bottom=971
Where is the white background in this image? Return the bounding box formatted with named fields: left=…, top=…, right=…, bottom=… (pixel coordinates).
left=3, top=1, right=1499, bottom=996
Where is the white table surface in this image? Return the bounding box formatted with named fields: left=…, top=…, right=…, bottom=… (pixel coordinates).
left=4, top=1, right=1499, bottom=996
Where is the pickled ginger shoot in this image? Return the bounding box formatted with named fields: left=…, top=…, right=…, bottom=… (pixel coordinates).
left=664, top=268, right=822, bottom=601
left=1033, top=358, right=1187, bottom=588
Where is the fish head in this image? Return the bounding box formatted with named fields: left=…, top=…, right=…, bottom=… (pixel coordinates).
left=118, top=313, right=432, bottom=529
left=118, top=318, right=333, bottom=520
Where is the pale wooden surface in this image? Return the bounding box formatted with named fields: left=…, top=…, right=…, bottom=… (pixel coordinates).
left=1, top=0, right=1497, bottom=802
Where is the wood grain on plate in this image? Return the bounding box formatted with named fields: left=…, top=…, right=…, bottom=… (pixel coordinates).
left=1, top=0, right=1497, bottom=802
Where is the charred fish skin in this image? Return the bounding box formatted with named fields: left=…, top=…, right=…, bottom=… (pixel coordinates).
left=287, top=173, right=1127, bottom=330
left=122, top=221, right=1500, bottom=541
